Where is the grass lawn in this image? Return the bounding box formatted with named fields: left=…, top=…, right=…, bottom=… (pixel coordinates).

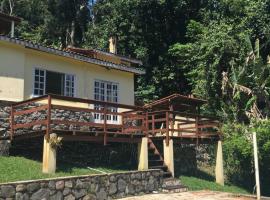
left=180, top=175, right=250, bottom=194
left=0, top=156, right=123, bottom=183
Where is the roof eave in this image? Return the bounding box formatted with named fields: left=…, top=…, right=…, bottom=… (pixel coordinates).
left=0, top=35, right=145, bottom=75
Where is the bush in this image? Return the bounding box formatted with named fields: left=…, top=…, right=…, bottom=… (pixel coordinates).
left=222, top=120, right=270, bottom=195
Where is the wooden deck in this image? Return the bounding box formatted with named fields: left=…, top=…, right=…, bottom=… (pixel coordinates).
left=9, top=94, right=221, bottom=145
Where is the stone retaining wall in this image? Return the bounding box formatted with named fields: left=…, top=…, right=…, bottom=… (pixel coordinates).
left=0, top=140, right=10, bottom=156
left=0, top=170, right=162, bottom=200
left=0, top=102, right=11, bottom=139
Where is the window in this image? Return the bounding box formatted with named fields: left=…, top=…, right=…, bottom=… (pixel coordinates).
left=33, top=68, right=75, bottom=97
left=65, top=74, right=75, bottom=97
left=94, top=80, right=119, bottom=123
left=34, top=68, right=45, bottom=96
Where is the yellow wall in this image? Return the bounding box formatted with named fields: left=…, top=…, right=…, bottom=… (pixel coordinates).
left=0, top=41, right=135, bottom=105
left=0, top=42, right=25, bottom=101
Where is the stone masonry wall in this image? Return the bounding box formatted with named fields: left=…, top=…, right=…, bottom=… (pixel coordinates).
left=0, top=102, right=11, bottom=139
left=0, top=170, right=162, bottom=200
left=0, top=140, right=10, bottom=156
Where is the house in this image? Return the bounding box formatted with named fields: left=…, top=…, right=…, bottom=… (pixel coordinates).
left=0, top=36, right=143, bottom=104
left=0, top=13, right=224, bottom=185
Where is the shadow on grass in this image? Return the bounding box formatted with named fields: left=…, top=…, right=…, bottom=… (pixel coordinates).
left=175, top=168, right=215, bottom=182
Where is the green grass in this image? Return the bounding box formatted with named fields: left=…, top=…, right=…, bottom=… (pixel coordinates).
left=180, top=175, right=250, bottom=194
left=0, top=156, right=122, bottom=183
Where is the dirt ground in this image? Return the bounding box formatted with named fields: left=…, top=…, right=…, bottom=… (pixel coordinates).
left=121, top=191, right=256, bottom=200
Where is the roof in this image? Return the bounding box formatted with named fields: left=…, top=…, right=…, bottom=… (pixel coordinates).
left=66, top=47, right=143, bottom=65
left=0, top=35, right=145, bottom=75
left=144, top=93, right=206, bottom=110
left=0, top=12, right=21, bottom=23
left=93, top=49, right=142, bottom=65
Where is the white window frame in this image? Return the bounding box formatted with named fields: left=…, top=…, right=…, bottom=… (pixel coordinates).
left=33, top=68, right=46, bottom=97
left=32, top=67, right=76, bottom=97
left=94, top=79, right=119, bottom=124
left=64, top=74, right=76, bottom=97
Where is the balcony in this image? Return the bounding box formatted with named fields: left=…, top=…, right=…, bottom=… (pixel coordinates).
left=10, top=94, right=221, bottom=145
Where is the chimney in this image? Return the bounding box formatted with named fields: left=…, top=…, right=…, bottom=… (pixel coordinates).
left=109, top=36, right=117, bottom=54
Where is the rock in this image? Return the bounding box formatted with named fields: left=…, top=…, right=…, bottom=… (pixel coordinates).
left=48, top=181, right=55, bottom=190
left=16, top=192, right=29, bottom=200
left=0, top=185, right=15, bottom=198
left=130, top=174, right=136, bottom=180
left=30, top=189, right=50, bottom=200
left=27, top=183, right=40, bottom=193
left=89, top=184, right=97, bottom=193
left=40, top=182, right=48, bottom=188
left=126, top=184, right=135, bottom=195
left=73, top=189, right=87, bottom=199
left=63, top=188, right=71, bottom=196
left=96, top=188, right=107, bottom=200
left=117, top=179, right=126, bottom=192
left=115, top=192, right=125, bottom=199
left=83, top=194, right=96, bottom=200
left=32, top=125, right=41, bottom=130
left=75, top=179, right=83, bottom=189
left=64, top=194, right=75, bottom=200
left=50, top=191, right=63, bottom=200
left=135, top=173, right=141, bottom=180
left=108, top=183, right=117, bottom=195
left=109, top=175, right=116, bottom=182
left=64, top=181, right=73, bottom=188
left=56, top=181, right=65, bottom=190
left=16, top=184, right=26, bottom=192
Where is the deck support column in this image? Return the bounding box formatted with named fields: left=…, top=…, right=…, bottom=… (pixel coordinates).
left=163, top=139, right=174, bottom=177
left=138, top=137, right=148, bottom=170
left=42, top=134, right=57, bottom=174
left=215, top=140, right=224, bottom=185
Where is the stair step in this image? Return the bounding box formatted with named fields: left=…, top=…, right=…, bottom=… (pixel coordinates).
left=162, top=178, right=182, bottom=187
left=149, top=165, right=168, bottom=170
left=149, top=155, right=160, bottom=160
left=162, top=178, right=188, bottom=193
left=149, top=160, right=164, bottom=165
left=162, top=171, right=172, bottom=178
left=162, top=185, right=188, bottom=193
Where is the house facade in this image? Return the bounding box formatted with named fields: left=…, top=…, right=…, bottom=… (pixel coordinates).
left=0, top=36, right=144, bottom=105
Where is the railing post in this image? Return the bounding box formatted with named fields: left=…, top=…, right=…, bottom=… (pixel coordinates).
left=46, top=95, right=52, bottom=141
left=152, top=114, right=155, bottom=136
left=145, top=112, right=149, bottom=137
left=166, top=111, right=169, bottom=146
left=121, top=113, right=125, bottom=134
left=196, top=116, right=199, bottom=145
left=10, top=105, right=14, bottom=140
left=103, top=105, right=107, bottom=146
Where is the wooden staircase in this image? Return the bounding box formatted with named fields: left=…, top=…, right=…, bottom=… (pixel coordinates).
left=147, top=138, right=188, bottom=193
left=148, top=138, right=172, bottom=178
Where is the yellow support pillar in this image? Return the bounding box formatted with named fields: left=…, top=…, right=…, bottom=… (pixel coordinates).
left=138, top=137, right=148, bottom=170
left=163, top=139, right=174, bottom=177
left=215, top=140, right=224, bottom=185
left=42, top=134, right=57, bottom=174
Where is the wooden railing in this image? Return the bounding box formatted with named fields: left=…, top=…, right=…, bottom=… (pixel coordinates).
left=10, top=95, right=221, bottom=145
left=146, top=110, right=221, bottom=145
left=10, top=94, right=146, bottom=144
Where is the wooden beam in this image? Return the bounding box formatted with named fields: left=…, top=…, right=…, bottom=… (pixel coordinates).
left=62, top=135, right=141, bottom=143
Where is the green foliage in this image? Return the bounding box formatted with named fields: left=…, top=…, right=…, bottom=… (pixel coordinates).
left=222, top=120, right=270, bottom=195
